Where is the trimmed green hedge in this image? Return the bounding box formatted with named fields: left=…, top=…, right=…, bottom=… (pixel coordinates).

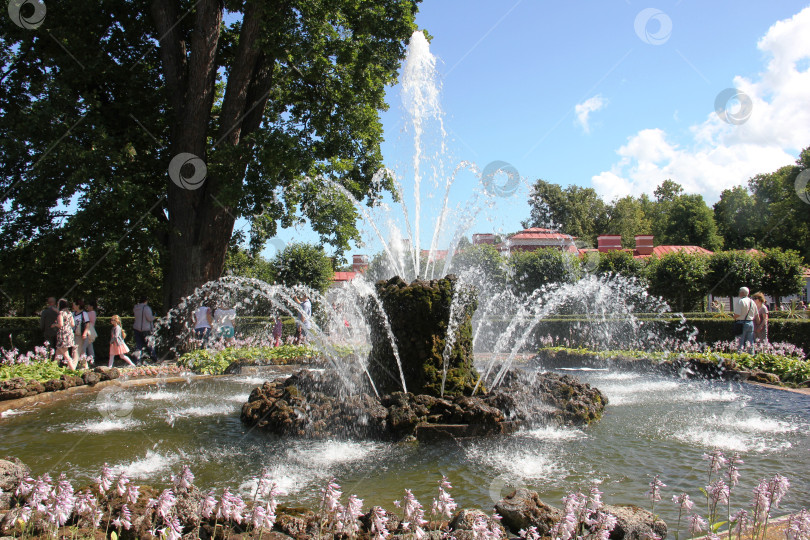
left=0, top=316, right=300, bottom=353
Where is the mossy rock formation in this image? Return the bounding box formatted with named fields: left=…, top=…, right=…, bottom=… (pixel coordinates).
left=366, top=275, right=478, bottom=397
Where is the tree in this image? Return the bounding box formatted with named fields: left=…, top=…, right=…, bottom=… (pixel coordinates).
left=223, top=246, right=275, bottom=284
left=657, top=192, right=723, bottom=251
left=596, top=250, right=646, bottom=281
left=713, top=186, right=760, bottom=250
left=759, top=248, right=806, bottom=302
left=270, top=243, right=334, bottom=294
left=448, top=244, right=507, bottom=286
left=748, top=149, right=810, bottom=262
left=605, top=195, right=654, bottom=247
left=508, top=248, right=580, bottom=297
left=705, top=251, right=763, bottom=304
left=523, top=180, right=609, bottom=245
left=0, top=1, right=421, bottom=309
left=647, top=252, right=709, bottom=312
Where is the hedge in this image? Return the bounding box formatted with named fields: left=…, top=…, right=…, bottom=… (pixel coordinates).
left=0, top=316, right=299, bottom=353
left=3, top=315, right=808, bottom=355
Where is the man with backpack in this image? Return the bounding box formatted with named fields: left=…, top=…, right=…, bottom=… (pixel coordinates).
left=133, top=295, right=157, bottom=364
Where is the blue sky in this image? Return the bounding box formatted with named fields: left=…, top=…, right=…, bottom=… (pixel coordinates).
left=263, top=1, right=810, bottom=261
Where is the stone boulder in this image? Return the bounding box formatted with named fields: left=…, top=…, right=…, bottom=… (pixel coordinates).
left=0, top=378, right=28, bottom=401
left=243, top=367, right=607, bottom=440
left=748, top=370, right=781, bottom=385
left=602, top=504, right=667, bottom=540
left=0, top=458, right=31, bottom=511
left=82, top=371, right=101, bottom=386
left=449, top=509, right=507, bottom=539
left=495, top=488, right=561, bottom=535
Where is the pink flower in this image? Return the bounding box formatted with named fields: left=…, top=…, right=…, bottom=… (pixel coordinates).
left=647, top=475, right=666, bottom=504
left=200, top=490, right=217, bottom=519
left=688, top=514, right=707, bottom=535
left=433, top=476, right=457, bottom=520
left=340, top=494, right=364, bottom=536
left=96, top=464, right=114, bottom=495
left=172, top=465, right=195, bottom=491
left=672, top=493, right=693, bottom=513
left=113, top=504, right=132, bottom=530
left=369, top=506, right=390, bottom=540
left=116, top=473, right=130, bottom=497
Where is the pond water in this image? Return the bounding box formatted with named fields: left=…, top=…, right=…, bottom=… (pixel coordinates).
left=1, top=366, right=808, bottom=525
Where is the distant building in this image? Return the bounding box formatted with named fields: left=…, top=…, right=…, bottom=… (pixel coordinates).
left=496, top=228, right=578, bottom=255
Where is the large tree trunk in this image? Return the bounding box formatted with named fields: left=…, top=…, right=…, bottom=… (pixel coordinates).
left=152, top=0, right=273, bottom=307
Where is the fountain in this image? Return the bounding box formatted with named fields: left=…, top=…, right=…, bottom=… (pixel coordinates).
left=2, top=31, right=809, bottom=539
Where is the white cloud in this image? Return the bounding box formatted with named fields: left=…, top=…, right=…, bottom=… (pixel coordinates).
left=575, top=95, right=607, bottom=134
left=593, top=6, right=810, bottom=203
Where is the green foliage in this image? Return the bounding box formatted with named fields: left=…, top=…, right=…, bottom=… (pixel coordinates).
left=270, top=242, right=335, bottom=294
left=224, top=247, right=276, bottom=283
left=0, top=0, right=421, bottom=310
left=647, top=252, right=709, bottom=311
left=449, top=244, right=507, bottom=285
left=596, top=250, right=647, bottom=280
left=509, top=248, right=580, bottom=296
left=177, top=345, right=321, bottom=375
left=522, top=180, right=609, bottom=246
left=605, top=195, right=654, bottom=247
left=658, top=192, right=723, bottom=251
left=0, top=361, right=82, bottom=382
left=705, top=251, right=763, bottom=299
left=749, top=150, right=810, bottom=262
left=759, top=248, right=806, bottom=300
left=713, top=186, right=760, bottom=250
left=539, top=346, right=810, bottom=385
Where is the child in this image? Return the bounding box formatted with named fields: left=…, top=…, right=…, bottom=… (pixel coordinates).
left=272, top=315, right=283, bottom=347
left=109, top=315, right=135, bottom=368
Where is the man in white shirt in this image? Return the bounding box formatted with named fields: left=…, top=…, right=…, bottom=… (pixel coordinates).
left=133, top=296, right=157, bottom=363
left=734, top=287, right=757, bottom=351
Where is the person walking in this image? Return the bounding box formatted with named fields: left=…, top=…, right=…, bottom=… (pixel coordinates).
left=192, top=302, right=213, bottom=347
left=734, top=287, right=757, bottom=351
left=272, top=314, right=283, bottom=347
left=108, top=315, right=135, bottom=367
left=213, top=304, right=236, bottom=344
left=752, top=292, right=769, bottom=343
left=80, top=299, right=97, bottom=363
left=54, top=298, right=76, bottom=369
left=293, top=293, right=312, bottom=344
left=133, top=296, right=157, bottom=363
left=72, top=299, right=91, bottom=368
left=39, top=297, right=59, bottom=353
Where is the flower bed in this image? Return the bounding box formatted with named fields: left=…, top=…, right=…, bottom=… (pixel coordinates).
left=177, top=344, right=323, bottom=375
left=535, top=340, right=810, bottom=386
left=0, top=450, right=806, bottom=540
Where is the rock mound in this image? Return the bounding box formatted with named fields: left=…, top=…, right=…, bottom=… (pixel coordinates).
left=241, top=368, right=606, bottom=441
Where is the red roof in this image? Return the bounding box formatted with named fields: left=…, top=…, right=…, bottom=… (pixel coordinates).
left=803, top=268, right=810, bottom=278
left=509, top=228, right=578, bottom=241
left=635, top=245, right=713, bottom=258
left=332, top=271, right=356, bottom=282
left=420, top=249, right=449, bottom=261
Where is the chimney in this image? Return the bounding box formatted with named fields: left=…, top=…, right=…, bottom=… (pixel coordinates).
left=352, top=254, right=369, bottom=273
left=597, top=235, right=622, bottom=253
left=635, top=235, right=654, bottom=256
left=473, top=233, right=496, bottom=245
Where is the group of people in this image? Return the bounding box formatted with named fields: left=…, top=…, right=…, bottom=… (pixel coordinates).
left=189, top=292, right=312, bottom=348
left=734, top=287, right=770, bottom=350
left=38, top=296, right=157, bottom=369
